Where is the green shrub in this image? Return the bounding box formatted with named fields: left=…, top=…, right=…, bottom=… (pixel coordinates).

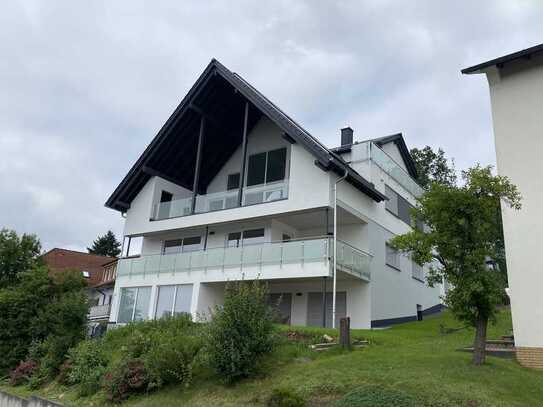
left=143, top=330, right=202, bottom=390
left=268, top=387, right=307, bottom=407
left=335, top=386, right=417, bottom=407
left=103, top=359, right=149, bottom=403
left=206, top=280, right=276, bottom=384
left=67, top=339, right=108, bottom=396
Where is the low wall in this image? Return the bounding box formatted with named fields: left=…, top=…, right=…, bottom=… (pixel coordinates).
left=0, top=390, right=63, bottom=407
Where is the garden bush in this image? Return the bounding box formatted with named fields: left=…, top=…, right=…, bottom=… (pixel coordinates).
left=9, top=360, right=38, bottom=386
left=206, top=280, right=277, bottom=384
left=268, top=387, right=307, bottom=407
left=103, top=359, right=150, bottom=403
left=335, top=385, right=417, bottom=407
left=143, top=329, right=202, bottom=390
left=67, top=339, right=108, bottom=396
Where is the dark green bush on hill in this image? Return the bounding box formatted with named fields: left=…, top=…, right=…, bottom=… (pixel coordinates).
left=268, top=387, right=307, bottom=407
left=335, top=385, right=417, bottom=407
left=206, top=280, right=277, bottom=384
left=0, top=266, right=88, bottom=376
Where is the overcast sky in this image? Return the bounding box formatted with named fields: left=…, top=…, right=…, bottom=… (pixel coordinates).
left=1, top=1, right=542, bottom=252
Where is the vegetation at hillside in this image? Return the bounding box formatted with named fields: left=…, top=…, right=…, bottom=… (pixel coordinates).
left=87, top=230, right=121, bottom=257
left=0, top=229, right=89, bottom=379
left=2, top=309, right=542, bottom=406
left=392, top=165, right=521, bottom=365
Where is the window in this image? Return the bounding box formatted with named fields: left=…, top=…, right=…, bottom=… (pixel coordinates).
left=227, top=173, right=240, bottom=190
left=282, top=234, right=291, bottom=242
left=117, top=287, right=151, bottom=323
left=386, top=244, right=400, bottom=270
left=412, top=260, right=424, bottom=282
left=247, top=148, right=287, bottom=186
left=163, top=236, right=202, bottom=254
left=385, top=185, right=399, bottom=215
left=227, top=228, right=265, bottom=247
left=155, top=284, right=193, bottom=319
left=385, top=184, right=414, bottom=226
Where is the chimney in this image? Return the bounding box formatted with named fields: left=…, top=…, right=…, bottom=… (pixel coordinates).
left=341, top=127, right=353, bottom=146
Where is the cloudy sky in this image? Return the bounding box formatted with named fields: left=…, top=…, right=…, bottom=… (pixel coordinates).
left=1, top=1, right=542, bottom=252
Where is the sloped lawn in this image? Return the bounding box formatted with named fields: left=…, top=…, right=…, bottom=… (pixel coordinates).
left=2, top=309, right=542, bottom=406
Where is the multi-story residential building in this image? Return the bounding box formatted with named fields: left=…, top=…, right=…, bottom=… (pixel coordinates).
left=42, top=248, right=117, bottom=332
left=105, top=59, right=442, bottom=329
left=463, top=44, right=543, bottom=368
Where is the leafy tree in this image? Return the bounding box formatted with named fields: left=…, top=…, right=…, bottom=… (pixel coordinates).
left=411, top=146, right=457, bottom=189
left=206, top=280, right=276, bottom=383
left=0, top=266, right=88, bottom=374
left=87, top=230, right=121, bottom=257
left=0, top=228, right=42, bottom=288
left=390, top=166, right=521, bottom=365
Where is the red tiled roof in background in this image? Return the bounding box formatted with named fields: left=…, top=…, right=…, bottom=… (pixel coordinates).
left=42, top=248, right=116, bottom=286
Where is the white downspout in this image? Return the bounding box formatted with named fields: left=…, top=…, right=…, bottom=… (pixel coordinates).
left=333, top=167, right=349, bottom=329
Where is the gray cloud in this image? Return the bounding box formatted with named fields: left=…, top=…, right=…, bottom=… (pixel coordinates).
left=1, top=0, right=542, bottom=251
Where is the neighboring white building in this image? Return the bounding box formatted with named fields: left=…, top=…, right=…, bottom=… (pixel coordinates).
left=105, top=59, right=443, bottom=329
left=463, top=44, right=543, bottom=368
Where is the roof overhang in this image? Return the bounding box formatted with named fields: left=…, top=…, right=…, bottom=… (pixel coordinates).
left=105, top=59, right=386, bottom=212
left=370, top=133, right=418, bottom=179
left=462, top=43, right=543, bottom=75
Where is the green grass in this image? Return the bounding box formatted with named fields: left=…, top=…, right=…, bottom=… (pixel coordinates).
left=2, top=309, right=542, bottom=406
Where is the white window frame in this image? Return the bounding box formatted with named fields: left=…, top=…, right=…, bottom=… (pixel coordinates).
left=162, top=235, right=202, bottom=255
left=226, top=227, right=266, bottom=248
left=412, top=259, right=424, bottom=282
left=154, top=284, right=193, bottom=319
left=118, top=286, right=151, bottom=323
left=385, top=243, right=401, bottom=271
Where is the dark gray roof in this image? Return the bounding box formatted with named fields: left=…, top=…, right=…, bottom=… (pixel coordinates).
left=462, top=43, right=543, bottom=74
left=105, top=59, right=386, bottom=212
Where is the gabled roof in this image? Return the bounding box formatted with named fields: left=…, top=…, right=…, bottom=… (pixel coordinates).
left=462, top=43, right=543, bottom=74
left=41, top=248, right=116, bottom=286
left=369, top=133, right=418, bottom=179
left=105, top=59, right=386, bottom=212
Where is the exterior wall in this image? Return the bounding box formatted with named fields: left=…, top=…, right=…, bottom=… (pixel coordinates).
left=484, top=57, right=543, bottom=360
left=122, top=117, right=332, bottom=237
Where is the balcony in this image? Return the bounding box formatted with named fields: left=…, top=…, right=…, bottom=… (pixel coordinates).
left=369, top=142, right=424, bottom=197
left=152, top=180, right=289, bottom=221
left=89, top=304, right=111, bottom=320
left=117, top=237, right=371, bottom=282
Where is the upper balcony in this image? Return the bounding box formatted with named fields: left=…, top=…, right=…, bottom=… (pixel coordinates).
left=369, top=142, right=424, bottom=197
left=152, top=180, right=289, bottom=221
left=116, top=237, right=371, bottom=283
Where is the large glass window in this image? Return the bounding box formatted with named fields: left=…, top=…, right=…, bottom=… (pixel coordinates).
left=227, top=173, right=240, bottom=190
left=246, top=148, right=287, bottom=186
left=154, top=284, right=193, bottom=319
left=385, top=185, right=399, bottom=215
left=163, top=236, right=201, bottom=254
left=247, top=152, right=266, bottom=186
left=227, top=228, right=265, bottom=247
left=386, top=244, right=400, bottom=271
left=266, top=148, right=287, bottom=183
left=117, top=287, right=151, bottom=323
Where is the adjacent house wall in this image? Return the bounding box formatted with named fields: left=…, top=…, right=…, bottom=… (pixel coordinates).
left=485, top=57, right=543, bottom=364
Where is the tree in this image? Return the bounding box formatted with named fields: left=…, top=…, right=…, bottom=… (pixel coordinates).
left=87, top=230, right=121, bottom=257
left=390, top=166, right=521, bottom=365
left=0, top=266, right=88, bottom=374
left=0, top=228, right=42, bottom=288
left=411, top=146, right=457, bottom=189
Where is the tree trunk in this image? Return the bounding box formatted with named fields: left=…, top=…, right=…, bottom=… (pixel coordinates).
left=472, top=316, right=488, bottom=365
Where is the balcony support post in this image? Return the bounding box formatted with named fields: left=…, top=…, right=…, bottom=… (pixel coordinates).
left=238, top=101, right=249, bottom=207
left=191, top=115, right=206, bottom=214
left=322, top=277, right=327, bottom=328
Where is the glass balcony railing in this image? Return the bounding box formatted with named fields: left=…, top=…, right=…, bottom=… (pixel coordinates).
left=152, top=180, right=289, bottom=221
left=369, top=143, right=424, bottom=197
left=117, top=237, right=371, bottom=281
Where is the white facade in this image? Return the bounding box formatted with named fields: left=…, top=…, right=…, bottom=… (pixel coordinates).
left=109, top=115, right=442, bottom=329
left=466, top=52, right=543, bottom=357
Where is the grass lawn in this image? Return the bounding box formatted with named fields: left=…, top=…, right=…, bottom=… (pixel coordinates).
left=2, top=308, right=542, bottom=406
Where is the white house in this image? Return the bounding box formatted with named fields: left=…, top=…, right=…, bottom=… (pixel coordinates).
left=463, top=44, right=543, bottom=368
left=105, top=59, right=443, bottom=329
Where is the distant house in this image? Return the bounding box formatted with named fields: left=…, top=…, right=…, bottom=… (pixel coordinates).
left=42, top=248, right=117, bottom=333
left=463, top=44, right=543, bottom=369
left=104, top=59, right=444, bottom=329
